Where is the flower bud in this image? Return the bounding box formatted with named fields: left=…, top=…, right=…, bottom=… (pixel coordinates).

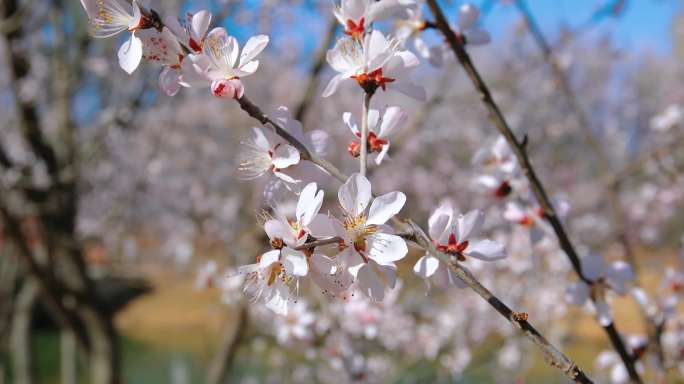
left=211, top=78, right=244, bottom=99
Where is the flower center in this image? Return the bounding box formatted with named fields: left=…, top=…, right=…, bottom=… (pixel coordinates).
left=494, top=181, right=512, bottom=198
left=436, top=233, right=468, bottom=261
left=351, top=68, right=395, bottom=94
left=267, top=262, right=283, bottom=286
left=344, top=17, right=365, bottom=40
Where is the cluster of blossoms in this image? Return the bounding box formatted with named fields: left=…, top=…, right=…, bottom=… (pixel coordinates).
left=81, top=0, right=684, bottom=382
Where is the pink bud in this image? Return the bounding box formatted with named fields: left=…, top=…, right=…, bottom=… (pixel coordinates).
left=211, top=78, right=244, bottom=99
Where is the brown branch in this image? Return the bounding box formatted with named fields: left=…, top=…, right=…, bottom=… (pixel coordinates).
left=424, top=0, right=639, bottom=382
left=207, top=303, right=248, bottom=384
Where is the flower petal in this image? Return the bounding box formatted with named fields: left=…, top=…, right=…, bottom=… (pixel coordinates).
left=456, top=209, right=484, bottom=241
left=357, top=263, right=385, bottom=301
left=565, top=281, right=590, bottom=305
left=367, top=191, right=406, bottom=225
left=465, top=239, right=506, bottom=261
left=367, top=233, right=407, bottom=264
left=581, top=253, right=605, bottom=282
left=271, top=144, right=300, bottom=169
left=240, top=34, right=269, bottom=67
left=282, top=247, right=308, bottom=277
left=296, top=183, right=323, bottom=226
left=118, top=34, right=143, bottom=74
left=413, top=254, right=440, bottom=279
left=338, top=173, right=372, bottom=217
left=191, top=10, right=212, bottom=41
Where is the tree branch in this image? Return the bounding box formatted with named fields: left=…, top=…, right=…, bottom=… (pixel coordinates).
left=424, top=0, right=640, bottom=381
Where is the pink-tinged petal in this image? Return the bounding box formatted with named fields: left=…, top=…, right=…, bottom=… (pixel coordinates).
left=606, top=261, right=635, bottom=294
left=296, top=183, right=323, bottom=226
left=595, top=299, right=613, bottom=326
left=367, top=191, right=406, bottom=225
left=258, top=249, right=281, bottom=269
left=367, top=0, right=413, bottom=23
left=307, top=214, right=338, bottom=239
left=357, top=263, right=385, bottom=301
left=281, top=247, right=308, bottom=276
left=191, top=10, right=212, bottom=41
left=378, top=106, right=407, bottom=138
left=130, top=2, right=142, bottom=29
left=240, top=34, right=269, bottom=66
left=249, top=127, right=272, bottom=151
left=235, top=60, right=259, bottom=76
left=581, top=253, right=605, bottom=282
left=179, top=55, right=211, bottom=87
left=464, top=28, right=490, bottom=45
left=367, top=233, right=407, bottom=264
left=338, top=173, right=372, bottom=217
left=118, top=34, right=143, bottom=74
left=164, top=15, right=185, bottom=41
left=211, top=78, right=244, bottom=99
left=264, top=219, right=294, bottom=244
left=159, top=67, right=181, bottom=96
left=265, top=279, right=289, bottom=315
left=413, top=254, right=439, bottom=279
left=341, top=0, right=368, bottom=24
left=456, top=209, right=484, bottom=241
left=322, top=73, right=345, bottom=98
left=565, top=281, right=590, bottom=305
left=465, top=239, right=506, bottom=261
left=458, top=4, right=480, bottom=30
left=271, top=144, right=300, bottom=169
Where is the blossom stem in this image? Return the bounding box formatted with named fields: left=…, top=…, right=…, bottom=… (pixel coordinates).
left=234, top=93, right=593, bottom=384
left=425, top=0, right=640, bottom=382
left=360, top=92, right=372, bottom=176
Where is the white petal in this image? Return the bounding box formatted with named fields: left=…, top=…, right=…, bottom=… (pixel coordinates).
left=390, top=79, right=426, bottom=101
left=265, top=280, right=289, bottom=315
left=428, top=201, right=453, bottom=241
left=159, top=67, right=181, bottom=96
left=606, top=261, right=635, bottom=294
left=367, top=233, right=407, bottom=264
left=282, top=248, right=308, bottom=276
left=378, top=106, right=407, bottom=138
left=338, top=173, right=372, bottom=217
left=311, top=253, right=336, bottom=275
left=191, top=10, right=212, bottom=41
left=413, top=254, right=440, bottom=278
left=118, top=34, right=143, bottom=74
left=367, top=192, right=406, bottom=225
left=259, top=249, right=281, bottom=269
left=581, top=253, right=606, bottom=281
left=240, top=34, right=269, bottom=67
left=271, top=144, right=300, bottom=169
left=595, top=300, right=613, bottom=326
left=297, top=183, right=324, bottom=226
left=264, top=219, right=295, bottom=244
left=307, top=214, right=339, bottom=239
left=322, top=73, right=345, bottom=98
left=465, top=239, right=506, bottom=261
left=357, top=264, right=385, bottom=301
left=565, top=281, right=590, bottom=305
left=456, top=209, right=484, bottom=241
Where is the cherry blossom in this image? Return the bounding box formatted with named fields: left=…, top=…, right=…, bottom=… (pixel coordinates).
left=323, top=30, right=425, bottom=99
left=237, top=246, right=308, bottom=315
left=566, top=253, right=635, bottom=326
left=80, top=0, right=146, bottom=74
left=164, top=10, right=212, bottom=53
left=273, top=301, right=316, bottom=344
left=344, top=106, right=407, bottom=165
left=414, top=201, right=506, bottom=288
left=237, top=107, right=329, bottom=188
left=396, top=6, right=446, bottom=67
left=333, top=0, right=416, bottom=39
left=263, top=182, right=324, bottom=248
left=194, top=260, right=218, bottom=289
left=185, top=28, right=269, bottom=99
left=140, top=28, right=185, bottom=96
left=313, top=173, right=407, bottom=301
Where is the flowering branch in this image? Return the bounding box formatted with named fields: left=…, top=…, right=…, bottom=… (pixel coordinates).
left=424, top=0, right=642, bottom=382
left=234, top=91, right=593, bottom=383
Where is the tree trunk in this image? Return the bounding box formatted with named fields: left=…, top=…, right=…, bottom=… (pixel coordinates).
left=10, top=281, right=38, bottom=384
left=207, top=304, right=248, bottom=384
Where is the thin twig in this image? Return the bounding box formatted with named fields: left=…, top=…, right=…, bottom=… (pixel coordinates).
left=424, top=0, right=639, bottom=382
left=360, top=92, right=372, bottom=176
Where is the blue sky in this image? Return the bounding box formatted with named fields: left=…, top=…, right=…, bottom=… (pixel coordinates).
left=479, top=0, right=681, bottom=54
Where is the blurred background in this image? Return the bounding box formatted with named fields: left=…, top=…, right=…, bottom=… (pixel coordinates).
left=1, top=0, right=684, bottom=383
